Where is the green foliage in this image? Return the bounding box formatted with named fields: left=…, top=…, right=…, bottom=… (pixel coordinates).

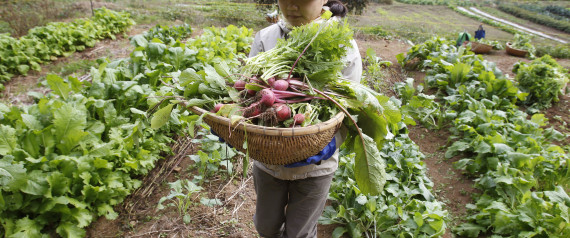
left=510, top=34, right=536, bottom=59
left=513, top=55, right=569, bottom=110
left=545, top=5, right=570, bottom=19
left=0, top=8, right=134, bottom=90
left=395, top=78, right=454, bottom=129
left=321, top=124, right=448, bottom=237
left=536, top=43, right=570, bottom=59
left=396, top=37, right=456, bottom=69
left=498, top=4, right=570, bottom=34
left=0, top=23, right=253, bottom=237
left=156, top=179, right=203, bottom=224
left=139, top=24, right=193, bottom=46
left=243, top=17, right=353, bottom=88
left=399, top=34, right=570, bottom=237
left=188, top=129, right=241, bottom=182
left=362, top=48, right=392, bottom=92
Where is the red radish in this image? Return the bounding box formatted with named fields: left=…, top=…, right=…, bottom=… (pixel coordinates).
left=213, top=103, right=224, bottom=113
left=234, top=80, right=246, bottom=91
left=293, top=113, right=305, bottom=125
left=274, top=103, right=291, bottom=121
left=243, top=102, right=262, bottom=117
left=247, top=89, right=257, bottom=96
left=272, top=80, right=289, bottom=91
left=245, top=105, right=261, bottom=117
left=267, top=77, right=276, bottom=87
left=259, top=88, right=275, bottom=107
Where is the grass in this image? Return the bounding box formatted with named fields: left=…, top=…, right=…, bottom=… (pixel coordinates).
left=47, top=59, right=99, bottom=77
left=350, top=2, right=514, bottom=43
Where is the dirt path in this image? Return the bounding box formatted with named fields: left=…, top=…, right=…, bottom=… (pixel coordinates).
left=457, top=7, right=568, bottom=44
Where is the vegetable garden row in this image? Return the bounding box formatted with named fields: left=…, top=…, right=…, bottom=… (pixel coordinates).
left=0, top=22, right=247, bottom=237
left=0, top=8, right=134, bottom=90
left=397, top=38, right=569, bottom=237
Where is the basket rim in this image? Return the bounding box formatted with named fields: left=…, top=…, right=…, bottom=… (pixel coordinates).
left=506, top=42, right=528, bottom=54
left=185, top=104, right=345, bottom=137
left=470, top=41, right=492, bottom=47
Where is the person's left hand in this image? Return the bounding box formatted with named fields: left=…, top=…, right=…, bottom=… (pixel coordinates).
left=285, top=137, right=336, bottom=168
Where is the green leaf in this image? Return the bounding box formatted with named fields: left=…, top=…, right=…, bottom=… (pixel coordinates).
left=332, top=227, right=347, bottom=238
left=47, top=74, right=71, bottom=100
left=56, top=222, right=86, bottom=238
left=21, top=114, right=42, bottom=131
left=354, top=134, right=387, bottom=196
left=450, top=63, right=471, bottom=85
left=545, top=186, right=570, bottom=204
left=414, top=212, right=424, bottom=227
left=53, top=104, right=87, bottom=154
left=179, top=68, right=203, bottom=87
left=70, top=208, right=93, bottom=228
left=0, top=125, right=18, bottom=155
left=200, top=197, right=222, bottom=207
left=151, top=103, right=175, bottom=129
left=204, top=65, right=226, bottom=89
left=7, top=217, right=44, bottom=238
left=445, top=141, right=470, bottom=158
left=452, top=222, right=486, bottom=237
left=0, top=158, right=27, bottom=192
left=493, top=143, right=513, bottom=154
left=46, top=172, right=71, bottom=197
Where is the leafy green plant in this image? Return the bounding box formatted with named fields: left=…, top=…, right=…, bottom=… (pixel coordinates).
left=395, top=78, right=454, bottom=130
left=321, top=123, right=448, bottom=237
left=513, top=55, right=569, bottom=110
left=140, top=24, right=193, bottom=46
left=536, top=43, right=570, bottom=59
left=188, top=129, right=241, bottom=183
left=0, top=22, right=252, bottom=237
left=362, top=48, right=392, bottom=92
left=0, top=8, right=134, bottom=90
left=157, top=179, right=202, bottom=224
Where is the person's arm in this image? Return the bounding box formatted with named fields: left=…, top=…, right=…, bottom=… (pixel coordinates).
left=341, top=39, right=363, bottom=83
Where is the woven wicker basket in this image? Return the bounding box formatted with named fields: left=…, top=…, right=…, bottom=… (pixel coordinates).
left=469, top=41, right=492, bottom=54
left=506, top=42, right=528, bottom=57
left=186, top=105, right=345, bottom=165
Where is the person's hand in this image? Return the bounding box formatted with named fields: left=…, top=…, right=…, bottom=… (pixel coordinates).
left=210, top=129, right=233, bottom=148
left=285, top=137, right=336, bottom=168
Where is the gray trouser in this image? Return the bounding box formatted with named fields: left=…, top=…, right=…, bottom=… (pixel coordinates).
left=252, top=165, right=334, bottom=238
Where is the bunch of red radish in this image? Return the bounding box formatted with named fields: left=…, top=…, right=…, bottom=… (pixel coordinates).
left=213, top=76, right=321, bottom=127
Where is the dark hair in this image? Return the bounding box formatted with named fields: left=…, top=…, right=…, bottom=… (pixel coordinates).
left=325, top=0, right=347, bottom=18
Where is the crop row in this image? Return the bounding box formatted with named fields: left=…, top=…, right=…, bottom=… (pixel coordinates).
left=0, top=8, right=134, bottom=90
left=498, top=4, right=570, bottom=34
left=517, top=4, right=570, bottom=22
left=317, top=50, right=448, bottom=237
left=398, top=38, right=569, bottom=237
left=0, top=24, right=250, bottom=237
